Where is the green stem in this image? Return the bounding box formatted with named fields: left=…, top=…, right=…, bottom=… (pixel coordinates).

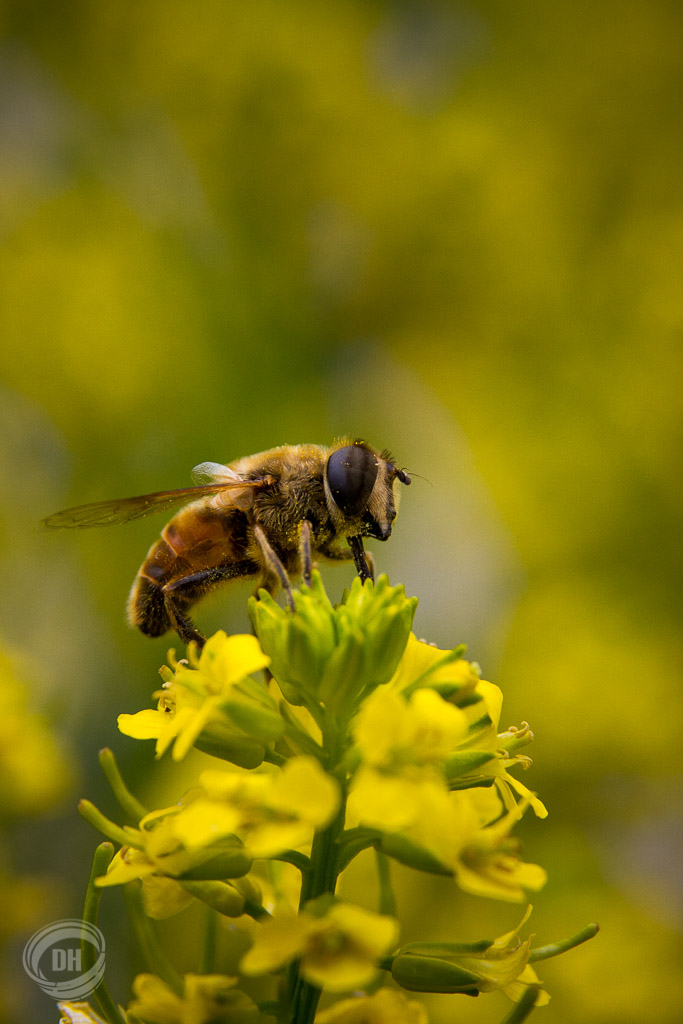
left=82, top=843, right=127, bottom=1024
left=198, top=903, right=218, bottom=975
left=334, top=826, right=381, bottom=872
left=243, top=898, right=272, bottom=921
left=290, top=979, right=321, bottom=1024
left=98, top=748, right=148, bottom=821
left=123, top=882, right=184, bottom=995
left=263, top=749, right=288, bottom=767
left=288, top=794, right=347, bottom=1024
left=375, top=850, right=396, bottom=917
left=300, top=795, right=346, bottom=905
left=271, top=849, right=312, bottom=874
left=529, top=923, right=599, bottom=962
left=499, top=985, right=541, bottom=1024
left=78, top=799, right=143, bottom=849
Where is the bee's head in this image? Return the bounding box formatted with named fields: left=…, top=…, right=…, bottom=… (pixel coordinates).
left=325, top=441, right=410, bottom=540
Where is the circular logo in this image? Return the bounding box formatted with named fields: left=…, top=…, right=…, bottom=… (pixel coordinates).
left=22, top=919, right=106, bottom=1001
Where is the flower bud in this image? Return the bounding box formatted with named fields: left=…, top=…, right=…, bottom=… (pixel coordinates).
left=376, top=832, right=452, bottom=876
left=179, top=879, right=247, bottom=917
left=250, top=572, right=417, bottom=713
left=249, top=580, right=338, bottom=702
left=390, top=927, right=533, bottom=996
left=443, top=750, right=497, bottom=784
left=193, top=725, right=266, bottom=769
left=178, top=843, right=253, bottom=881
left=390, top=951, right=481, bottom=994
left=221, top=678, right=285, bottom=743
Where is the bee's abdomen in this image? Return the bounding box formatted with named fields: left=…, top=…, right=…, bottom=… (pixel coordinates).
left=129, top=574, right=171, bottom=636
left=127, top=508, right=249, bottom=639
left=127, top=533, right=183, bottom=636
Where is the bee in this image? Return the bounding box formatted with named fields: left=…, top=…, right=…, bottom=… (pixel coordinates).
left=42, top=439, right=411, bottom=648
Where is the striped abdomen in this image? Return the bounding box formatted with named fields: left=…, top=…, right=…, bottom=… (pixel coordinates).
left=127, top=505, right=250, bottom=637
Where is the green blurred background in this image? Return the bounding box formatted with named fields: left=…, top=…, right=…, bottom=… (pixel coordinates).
left=1, top=1, right=682, bottom=1021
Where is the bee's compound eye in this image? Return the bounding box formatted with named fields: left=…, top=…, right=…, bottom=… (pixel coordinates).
left=327, top=445, right=378, bottom=515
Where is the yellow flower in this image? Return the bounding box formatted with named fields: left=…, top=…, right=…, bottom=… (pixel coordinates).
left=241, top=903, right=399, bottom=992
left=316, top=988, right=429, bottom=1023
left=391, top=908, right=548, bottom=1003
left=386, top=634, right=480, bottom=698
left=127, top=972, right=258, bottom=1023
left=347, top=684, right=473, bottom=862
left=171, top=756, right=340, bottom=857
left=379, top=785, right=546, bottom=902
left=353, top=686, right=468, bottom=770
left=351, top=772, right=545, bottom=902
left=455, top=678, right=548, bottom=819
left=95, top=807, right=200, bottom=884
left=95, top=805, right=252, bottom=921
left=452, top=789, right=548, bottom=902
left=347, top=764, right=452, bottom=838
left=118, top=632, right=279, bottom=767
left=354, top=638, right=546, bottom=824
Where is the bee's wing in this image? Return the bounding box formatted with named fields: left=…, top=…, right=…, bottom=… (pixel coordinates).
left=41, top=479, right=269, bottom=529
left=191, top=461, right=241, bottom=485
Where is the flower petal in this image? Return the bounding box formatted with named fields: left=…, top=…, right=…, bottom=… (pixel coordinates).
left=117, top=709, right=166, bottom=740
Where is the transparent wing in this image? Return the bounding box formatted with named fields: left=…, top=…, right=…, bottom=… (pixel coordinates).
left=191, top=461, right=242, bottom=485
left=41, top=479, right=269, bottom=529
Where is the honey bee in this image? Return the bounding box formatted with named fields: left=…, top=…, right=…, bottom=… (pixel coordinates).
left=42, top=439, right=411, bottom=648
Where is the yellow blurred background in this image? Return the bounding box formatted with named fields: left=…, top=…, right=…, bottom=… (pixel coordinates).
left=1, top=1, right=681, bottom=1021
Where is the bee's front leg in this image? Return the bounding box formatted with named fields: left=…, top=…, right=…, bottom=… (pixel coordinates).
left=316, top=537, right=375, bottom=581
left=253, top=525, right=295, bottom=612
left=299, top=519, right=313, bottom=587
left=347, top=535, right=374, bottom=583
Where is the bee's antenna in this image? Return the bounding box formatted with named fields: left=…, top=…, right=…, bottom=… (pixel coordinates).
left=402, top=469, right=432, bottom=486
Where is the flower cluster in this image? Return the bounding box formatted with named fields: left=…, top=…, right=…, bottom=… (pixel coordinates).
left=72, top=573, right=597, bottom=1024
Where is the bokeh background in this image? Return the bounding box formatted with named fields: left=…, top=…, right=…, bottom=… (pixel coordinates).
left=1, top=1, right=682, bottom=1021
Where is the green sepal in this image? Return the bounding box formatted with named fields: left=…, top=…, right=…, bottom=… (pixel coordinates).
left=179, top=879, right=246, bottom=917
left=376, top=832, right=452, bottom=876
left=399, top=939, right=492, bottom=956
left=454, top=691, right=486, bottom=710
left=178, top=844, right=252, bottom=881
left=448, top=775, right=496, bottom=792
left=399, top=646, right=468, bottom=699
left=442, top=750, right=496, bottom=780
left=361, top=600, right=419, bottom=694
left=250, top=571, right=418, bottom=714
left=193, top=730, right=265, bottom=769
left=391, top=951, right=480, bottom=994
left=249, top=574, right=340, bottom=700
left=277, top=702, right=324, bottom=758
left=221, top=692, right=285, bottom=743
left=317, top=628, right=367, bottom=706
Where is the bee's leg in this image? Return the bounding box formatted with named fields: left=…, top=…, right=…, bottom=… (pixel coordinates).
left=299, top=519, right=313, bottom=587
left=162, top=559, right=260, bottom=649
left=318, top=538, right=373, bottom=579
left=253, top=525, right=295, bottom=612
left=348, top=535, right=374, bottom=583
left=166, top=603, right=207, bottom=649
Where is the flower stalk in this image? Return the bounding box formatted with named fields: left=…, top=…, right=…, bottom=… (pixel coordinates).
left=71, top=572, right=596, bottom=1024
